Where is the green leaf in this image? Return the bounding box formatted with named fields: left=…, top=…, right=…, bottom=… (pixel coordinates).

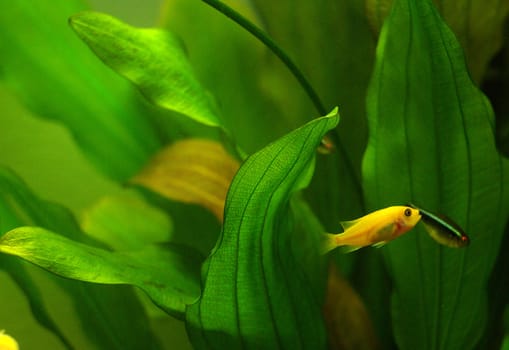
left=81, top=193, right=175, bottom=320
left=186, top=109, right=339, bottom=349
left=0, top=167, right=162, bottom=349
left=81, top=194, right=173, bottom=251
left=362, top=0, right=509, bottom=349
left=0, top=0, right=162, bottom=180
left=69, top=11, right=222, bottom=128
left=365, top=0, right=509, bottom=82
left=0, top=227, right=202, bottom=319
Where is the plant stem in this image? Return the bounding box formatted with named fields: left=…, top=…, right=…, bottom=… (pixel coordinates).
left=200, top=0, right=326, bottom=116
left=201, top=0, right=365, bottom=211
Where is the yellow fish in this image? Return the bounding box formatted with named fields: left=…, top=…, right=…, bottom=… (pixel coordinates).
left=322, top=206, right=422, bottom=254
left=0, top=330, right=18, bottom=350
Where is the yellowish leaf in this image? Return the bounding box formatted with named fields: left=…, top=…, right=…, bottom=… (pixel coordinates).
left=323, top=264, right=378, bottom=350
left=131, top=139, right=240, bottom=222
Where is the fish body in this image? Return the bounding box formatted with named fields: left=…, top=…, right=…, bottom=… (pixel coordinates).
left=322, top=206, right=421, bottom=254
left=408, top=204, right=469, bottom=248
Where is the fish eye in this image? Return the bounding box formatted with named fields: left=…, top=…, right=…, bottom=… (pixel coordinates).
left=404, top=208, right=412, bottom=217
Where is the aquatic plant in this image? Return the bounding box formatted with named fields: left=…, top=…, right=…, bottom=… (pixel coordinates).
left=1, top=0, right=508, bottom=349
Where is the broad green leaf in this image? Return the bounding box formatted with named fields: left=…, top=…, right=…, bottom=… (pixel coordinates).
left=0, top=167, right=162, bottom=349
left=0, top=227, right=203, bottom=319
left=81, top=194, right=172, bottom=251
left=362, top=1, right=509, bottom=350
left=0, top=0, right=162, bottom=180
left=365, top=0, right=509, bottom=82
left=186, top=109, right=339, bottom=349
left=132, top=139, right=240, bottom=222
left=69, top=11, right=222, bottom=128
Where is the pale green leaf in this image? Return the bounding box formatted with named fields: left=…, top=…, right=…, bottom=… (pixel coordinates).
left=0, top=226, right=202, bottom=319
left=81, top=194, right=172, bottom=251
left=69, top=11, right=222, bottom=128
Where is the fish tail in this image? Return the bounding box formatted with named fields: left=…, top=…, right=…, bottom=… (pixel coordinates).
left=320, top=233, right=338, bottom=255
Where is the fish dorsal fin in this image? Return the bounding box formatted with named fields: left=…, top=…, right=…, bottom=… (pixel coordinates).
left=340, top=219, right=360, bottom=230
